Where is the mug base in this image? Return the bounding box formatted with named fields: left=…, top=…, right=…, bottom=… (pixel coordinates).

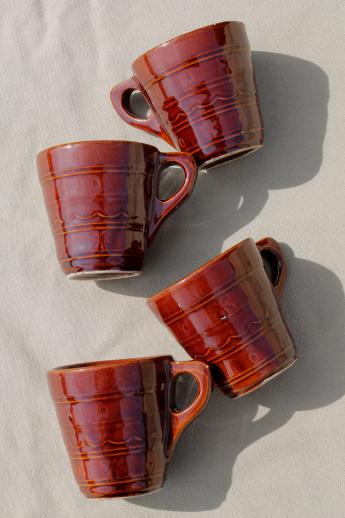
left=123, top=485, right=163, bottom=500
left=201, top=144, right=263, bottom=170
left=220, top=355, right=297, bottom=398
left=81, top=481, right=164, bottom=499
left=67, top=269, right=142, bottom=281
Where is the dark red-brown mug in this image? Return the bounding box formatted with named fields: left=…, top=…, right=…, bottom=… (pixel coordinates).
left=147, top=238, right=297, bottom=398
left=110, top=21, right=263, bottom=167
left=37, top=140, right=197, bottom=279
left=47, top=355, right=211, bottom=498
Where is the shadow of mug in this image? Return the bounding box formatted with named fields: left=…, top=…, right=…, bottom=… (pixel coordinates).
left=98, top=52, right=329, bottom=298
left=128, top=246, right=345, bottom=511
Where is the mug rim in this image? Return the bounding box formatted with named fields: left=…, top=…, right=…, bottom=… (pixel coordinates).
left=148, top=237, right=256, bottom=303
left=48, top=354, right=174, bottom=375
left=133, top=21, right=245, bottom=66
left=36, top=139, right=159, bottom=161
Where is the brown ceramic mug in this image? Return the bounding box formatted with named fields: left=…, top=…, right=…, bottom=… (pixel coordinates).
left=111, top=21, right=263, bottom=167
left=147, top=238, right=297, bottom=398
left=37, top=140, right=197, bottom=280
left=48, top=355, right=211, bottom=499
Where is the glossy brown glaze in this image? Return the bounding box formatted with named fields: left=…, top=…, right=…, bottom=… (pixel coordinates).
left=147, top=238, right=296, bottom=398
left=48, top=355, right=211, bottom=498
left=111, top=22, right=263, bottom=167
left=37, top=141, right=197, bottom=279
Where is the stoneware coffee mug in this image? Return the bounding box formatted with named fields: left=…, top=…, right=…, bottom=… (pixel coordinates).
left=47, top=355, right=211, bottom=498
left=37, top=140, right=197, bottom=279
left=111, top=21, right=264, bottom=167
left=147, top=238, right=297, bottom=398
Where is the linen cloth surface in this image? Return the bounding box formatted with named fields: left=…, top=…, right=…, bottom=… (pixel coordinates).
left=1, top=1, right=344, bottom=517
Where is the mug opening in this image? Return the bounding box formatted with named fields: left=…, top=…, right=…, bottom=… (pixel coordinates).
left=36, top=139, right=158, bottom=160
left=48, top=355, right=174, bottom=374
left=133, top=21, right=244, bottom=64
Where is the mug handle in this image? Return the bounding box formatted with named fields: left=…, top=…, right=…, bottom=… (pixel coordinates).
left=147, top=152, right=198, bottom=245
left=256, top=237, right=287, bottom=304
left=168, top=360, right=212, bottom=457
left=110, top=77, right=174, bottom=146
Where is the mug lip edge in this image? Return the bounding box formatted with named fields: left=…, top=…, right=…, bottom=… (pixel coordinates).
left=47, top=354, right=175, bottom=375
left=147, top=237, right=256, bottom=304
left=132, top=20, right=245, bottom=66
left=36, top=139, right=159, bottom=160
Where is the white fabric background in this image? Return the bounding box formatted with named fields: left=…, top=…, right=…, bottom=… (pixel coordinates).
left=1, top=1, right=344, bottom=517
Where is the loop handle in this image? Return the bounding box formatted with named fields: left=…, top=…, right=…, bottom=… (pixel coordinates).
left=168, top=360, right=211, bottom=457
left=110, top=77, right=174, bottom=146
left=256, top=237, right=287, bottom=304
left=148, top=152, right=198, bottom=245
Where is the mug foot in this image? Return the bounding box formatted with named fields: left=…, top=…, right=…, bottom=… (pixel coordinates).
left=83, top=483, right=163, bottom=499
left=81, top=477, right=164, bottom=499
left=201, top=144, right=263, bottom=170
left=220, top=355, right=297, bottom=398
left=66, top=269, right=142, bottom=281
